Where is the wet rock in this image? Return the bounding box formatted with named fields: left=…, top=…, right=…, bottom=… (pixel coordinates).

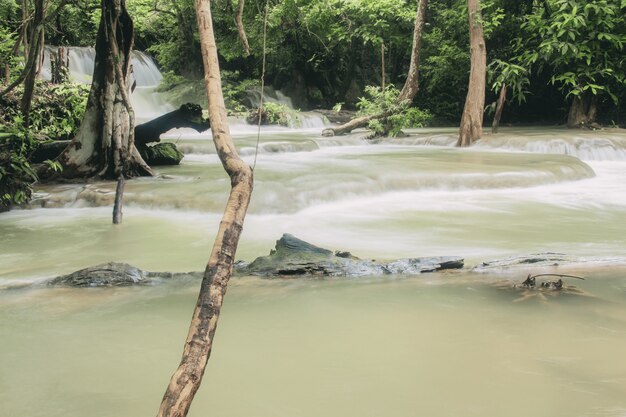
left=42, top=235, right=464, bottom=287
left=140, top=142, right=184, bottom=166
left=241, top=234, right=464, bottom=277
left=48, top=262, right=150, bottom=287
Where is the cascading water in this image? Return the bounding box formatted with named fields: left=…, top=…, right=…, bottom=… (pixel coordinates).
left=2, top=125, right=626, bottom=417
left=244, top=85, right=330, bottom=129
left=41, top=46, right=173, bottom=121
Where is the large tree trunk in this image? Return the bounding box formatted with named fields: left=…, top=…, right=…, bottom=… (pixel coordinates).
left=323, top=0, right=428, bottom=137
left=491, top=82, right=506, bottom=134
left=457, top=0, right=487, bottom=147
left=155, top=0, right=253, bottom=416
left=567, top=94, right=598, bottom=128
left=54, top=0, right=152, bottom=179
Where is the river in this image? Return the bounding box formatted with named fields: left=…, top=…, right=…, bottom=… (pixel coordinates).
left=2, top=118, right=626, bottom=415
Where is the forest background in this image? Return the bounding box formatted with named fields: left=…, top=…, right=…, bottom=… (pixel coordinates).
left=1, top=0, right=625, bottom=209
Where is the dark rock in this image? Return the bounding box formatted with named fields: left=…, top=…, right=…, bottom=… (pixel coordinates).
left=48, top=262, right=150, bottom=287
left=140, top=142, right=184, bottom=165
left=241, top=233, right=463, bottom=277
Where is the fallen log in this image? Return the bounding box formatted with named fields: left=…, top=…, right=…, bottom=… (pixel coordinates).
left=321, top=112, right=391, bottom=137
left=134, top=103, right=210, bottom=147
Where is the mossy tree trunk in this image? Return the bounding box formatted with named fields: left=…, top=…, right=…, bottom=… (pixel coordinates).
left=567, top=93, right=598, bottom=128
left=55, top=0, right=151, bottom=180
left=155, top=0, right=253, bottom=415
left=457, top=0, right=486, bottom=147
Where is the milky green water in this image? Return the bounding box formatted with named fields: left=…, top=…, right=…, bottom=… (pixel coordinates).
left=1, top=127, right=626, bottom=416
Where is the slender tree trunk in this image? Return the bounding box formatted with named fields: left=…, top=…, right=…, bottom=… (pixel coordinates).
left=54, top=0, right=152, bottom=180
left=235, top=0, right=250, bottom=56
left=21, top=0, right=29, bottom=58
left=397, top=0, right=428, bottom=103
left=491, top=82, right=506, bottom=133
left=156, top=0, right=253, bottom=415
left=19, top=0, right=44, bottom=127
left=323, top=0, right=428, bottom=136
left=112, top=176, right=125, bottom=224
left=457, top=0, right=487, bottom=147
left=51, top=46, right=69, bottom=84
left=381, top=42, right=385, bottom=92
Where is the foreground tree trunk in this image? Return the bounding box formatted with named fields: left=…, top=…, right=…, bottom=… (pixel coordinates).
left=322, top=0, right=428, bottom=136
left=567, top=94, right=598, bottom=128
left=491, top=83, right=506, bottom=133
left=156, top=0, right=253, bottom=416
left=457, top=0, right=487, bottom=147
left=54, top=0, right=151, bottom=179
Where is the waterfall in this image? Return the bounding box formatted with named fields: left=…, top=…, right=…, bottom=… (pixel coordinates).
left=41, top=46, right=172, bottom=121
left=244, top=86, right=330, bottom=129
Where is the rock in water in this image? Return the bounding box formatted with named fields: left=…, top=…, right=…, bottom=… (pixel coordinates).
left=48, top=262, right=149, bottom=287
left=139, top=142, right=184, bottom=166
left=241, top=234, right=464, bottom=277
left=43, top=235, right=464, bottom=287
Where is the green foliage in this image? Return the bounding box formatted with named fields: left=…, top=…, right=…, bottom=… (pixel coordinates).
left=357, top=85, right=431, bottom=137
left=221, top=71, right=258, bottom=114
left=0, top=122, right=39, bottom=211
left=518, top=0, right=626, bottom=103
left=248, top=102, right=295, bottom=127
left=488, top=59, right=530, bottom=104
left=32, top=83, right=89, bottom=140
left=0, top=26, right=22, bottom=83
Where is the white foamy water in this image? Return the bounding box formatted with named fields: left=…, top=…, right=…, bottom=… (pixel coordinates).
left=2, top=127, right=626, bottom=417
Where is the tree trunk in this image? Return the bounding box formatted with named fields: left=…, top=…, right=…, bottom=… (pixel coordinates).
left=234, top=0, right=250, bottom=56
left=323, top=0, right=428, bottom=136
left=155, top=0, right=253, bottom=415
left=135, top=103, right=209, bottom=148
left=491, top=82, right=506, bottom=134
left=457, top=0, right=487, bottom=147
left=54, top=0, right=152, bottom=180
left=51, top=46, right=69, bottom=84
left=21, top=0, right=29, bottom=58
left=397, top=0, right=428, bottom=103
left=567, top=94, right=598, bottom=128
left=112, top=176, right=125, bottom=224
left=19, top=0, right=45, bottom=127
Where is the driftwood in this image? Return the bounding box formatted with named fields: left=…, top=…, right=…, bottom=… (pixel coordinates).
left=135, top=103, right=209, bottom=147
left=322, top=111, right=392, bottom=137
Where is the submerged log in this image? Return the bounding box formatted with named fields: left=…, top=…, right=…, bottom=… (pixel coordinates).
left=44, top=234, right=464, bottom=287
left=134, top=103, right=209, bottom=147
